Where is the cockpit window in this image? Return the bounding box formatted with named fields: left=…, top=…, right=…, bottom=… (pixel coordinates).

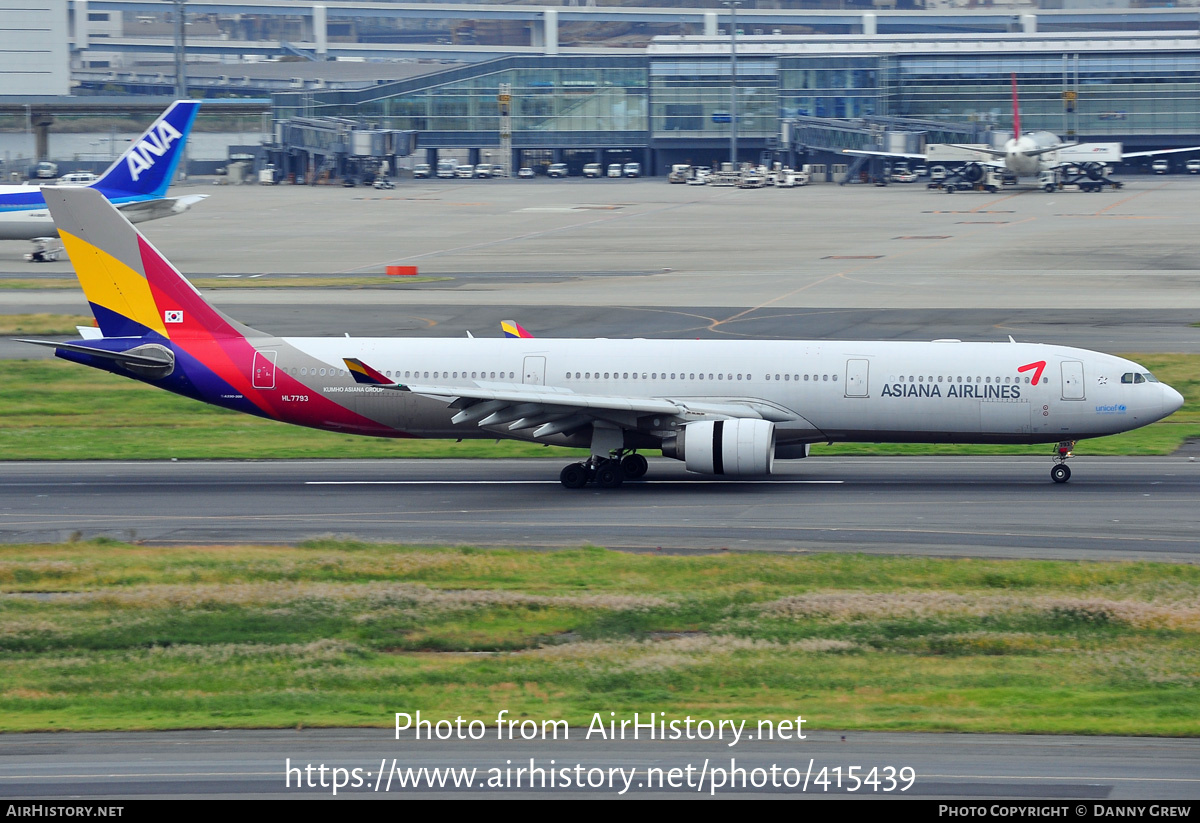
left=1121, top=373, right=1135, bottom=384
left=1144, top=373, right=1159, bottom=383
left=1122, top=372, right=1155, bottom=384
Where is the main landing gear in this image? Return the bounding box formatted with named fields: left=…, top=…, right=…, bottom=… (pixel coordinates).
left=1050, top=441, right=1076, bottom=483
left=559, top=451, right=648, bottom=489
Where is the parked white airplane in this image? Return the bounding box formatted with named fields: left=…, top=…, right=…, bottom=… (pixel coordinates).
left=0, top=100, right=204, bottom=258
left=846, top=74, right=1200, bottom=192
left=23, top=186, right=1184, bottom=488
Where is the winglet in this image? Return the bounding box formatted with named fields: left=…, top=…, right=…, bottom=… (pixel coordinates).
left=502, top=320, right=534, bottom=339
left=344, top=357, right=397, bottom=386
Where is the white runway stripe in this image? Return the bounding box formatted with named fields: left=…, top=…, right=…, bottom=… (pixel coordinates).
left=305, top=480, right=845, bottom=485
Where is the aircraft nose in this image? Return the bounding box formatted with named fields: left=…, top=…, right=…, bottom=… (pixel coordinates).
left=1163, top=384, right=1185, bottom=416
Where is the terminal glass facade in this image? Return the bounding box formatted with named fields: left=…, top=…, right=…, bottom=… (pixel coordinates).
left=887, top=54, right=1200, bottom=136
left=288, top=58, right=648, bottom=147
left=779, top=57, right=880, bottom=120
left=272, top=46, right=1200, bottom=165
left=650, top=59, right=777, bottom=139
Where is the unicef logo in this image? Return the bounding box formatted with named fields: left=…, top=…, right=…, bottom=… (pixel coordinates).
left=1094, top=404, right=1127, bottom=415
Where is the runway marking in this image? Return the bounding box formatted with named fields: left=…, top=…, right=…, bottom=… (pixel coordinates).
left=304, top=480, right=846, bottom=486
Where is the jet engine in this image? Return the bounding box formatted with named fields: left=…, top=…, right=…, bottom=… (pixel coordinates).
left=959, top=163, right=985, bottom=183
left=660, top=419, right=776, bottom=476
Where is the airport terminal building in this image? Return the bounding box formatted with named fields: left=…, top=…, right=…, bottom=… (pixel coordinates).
left=269, top=29, right=1200, bottom=177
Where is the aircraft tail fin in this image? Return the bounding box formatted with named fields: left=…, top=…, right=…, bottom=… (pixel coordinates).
left=41, top=185, right=257, bottom=341
left=1010, top=72, right=1022, bottom=140
left=91, top=100, right=200, bottom=200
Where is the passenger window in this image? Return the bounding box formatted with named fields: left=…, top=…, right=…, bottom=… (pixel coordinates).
left=832, top=375, right=837, bottom=382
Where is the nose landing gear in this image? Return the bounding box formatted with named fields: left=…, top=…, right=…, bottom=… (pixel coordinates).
left=1051, top=441, right=1076, bottom=483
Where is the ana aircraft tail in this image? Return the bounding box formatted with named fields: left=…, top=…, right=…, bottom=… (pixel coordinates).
left=90, top=100, right=200, bottom=200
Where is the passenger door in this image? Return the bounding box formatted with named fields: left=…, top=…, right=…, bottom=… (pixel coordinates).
left=1061, top=361, right=1086, bottom=400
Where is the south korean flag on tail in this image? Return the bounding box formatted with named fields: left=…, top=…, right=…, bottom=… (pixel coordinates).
left=164, top=310, right=184, bottom=324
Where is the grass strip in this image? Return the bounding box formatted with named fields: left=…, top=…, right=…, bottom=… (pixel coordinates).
left=0, top=542, right=1196, bottom=734
left=0, top=355, right=1196, bottom=460
left=0, top=314, right=93, bottom=335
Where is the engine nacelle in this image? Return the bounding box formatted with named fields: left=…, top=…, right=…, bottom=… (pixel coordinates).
left=661, top=419, right=775, bottom=476
left=959, top=163, right=985, bottom=183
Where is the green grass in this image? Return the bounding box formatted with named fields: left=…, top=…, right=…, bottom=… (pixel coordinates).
left=0, top=354, right=1196, bottom=460
left=0, top=314, right=93, bottom=335
left=1, top=542, right=1197, bottom=734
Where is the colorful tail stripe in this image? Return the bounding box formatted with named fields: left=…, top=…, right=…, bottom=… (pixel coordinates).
left=502, top=320, right=534, bottom=339
left=44, top=185, right=406, bottom=438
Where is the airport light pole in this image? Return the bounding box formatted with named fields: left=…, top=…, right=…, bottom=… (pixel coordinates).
left=723, top=0, right=741, bottom=170
left=173, top=0, right=188, bottom=181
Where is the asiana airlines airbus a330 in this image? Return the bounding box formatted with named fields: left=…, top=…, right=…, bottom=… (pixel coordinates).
left=22, top=187, right=1184, bottom=488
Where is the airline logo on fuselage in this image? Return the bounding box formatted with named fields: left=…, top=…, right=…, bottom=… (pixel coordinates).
left=125, top=121, right=183, bottom=181
left=881, top=383, right=1022, bottom=400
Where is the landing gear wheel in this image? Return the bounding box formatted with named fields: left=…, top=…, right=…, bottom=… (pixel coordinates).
left=1051, top=464, right=1071, bottom=484
left=595, top=463, right=624, bottom=489
left=560, top=463, right=590, bottom=489
left=620, top=453, right=648, bottom=480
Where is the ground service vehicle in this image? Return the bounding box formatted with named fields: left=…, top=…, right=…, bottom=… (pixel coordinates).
left=583, top=163, right=603, bottom=178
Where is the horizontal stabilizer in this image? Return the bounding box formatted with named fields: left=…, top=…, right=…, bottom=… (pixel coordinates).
left=18, top=338, right=175, bottom=368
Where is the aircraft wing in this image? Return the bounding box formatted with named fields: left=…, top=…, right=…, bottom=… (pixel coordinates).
left=343, top=357, right=802, bottom=438
left=1121, top=146, right=1200, bottom=159
left=116, top=194, right=208, bottom=224
left=842, top=149, right=927, bottom=161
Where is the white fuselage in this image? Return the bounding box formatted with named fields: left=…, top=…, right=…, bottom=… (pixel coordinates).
left=1003, top=131, right=1062, bottom=178
left=264, top=337, right=1180, bottom=447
